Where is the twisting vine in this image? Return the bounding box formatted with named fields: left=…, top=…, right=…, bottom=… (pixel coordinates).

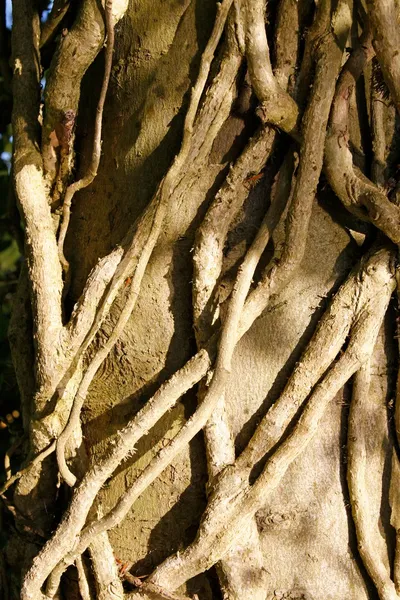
left=6, top=0, right=400, bottom=599
left=57, top=0, right=115, bottom=280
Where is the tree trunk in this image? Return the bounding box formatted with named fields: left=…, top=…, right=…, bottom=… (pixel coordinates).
left=4, top=0, right=400, bottom=599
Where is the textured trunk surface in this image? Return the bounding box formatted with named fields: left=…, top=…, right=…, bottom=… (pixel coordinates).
left=5, top=0, right=400, bottom=599
left=58, top=2, right=392, bottom=598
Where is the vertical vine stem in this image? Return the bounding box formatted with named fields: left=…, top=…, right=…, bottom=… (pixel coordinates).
left=347, top=361, right=400, bottom=600
left=58, top=0, right=115, bottom=277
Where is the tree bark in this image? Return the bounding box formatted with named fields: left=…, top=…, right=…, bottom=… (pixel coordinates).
left=4, top=0, right=400, bottom=599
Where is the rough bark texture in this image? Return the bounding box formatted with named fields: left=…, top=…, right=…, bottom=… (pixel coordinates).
left=4, top=0, right=400, bottom=599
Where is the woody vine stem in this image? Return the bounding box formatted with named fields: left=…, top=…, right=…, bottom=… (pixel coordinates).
left=5, top=0, right=400, bottom=599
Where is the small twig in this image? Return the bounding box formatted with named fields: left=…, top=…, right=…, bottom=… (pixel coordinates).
left=58, top=0, right=115, bottom=278
left=172, top=14, right=242, bottom=194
